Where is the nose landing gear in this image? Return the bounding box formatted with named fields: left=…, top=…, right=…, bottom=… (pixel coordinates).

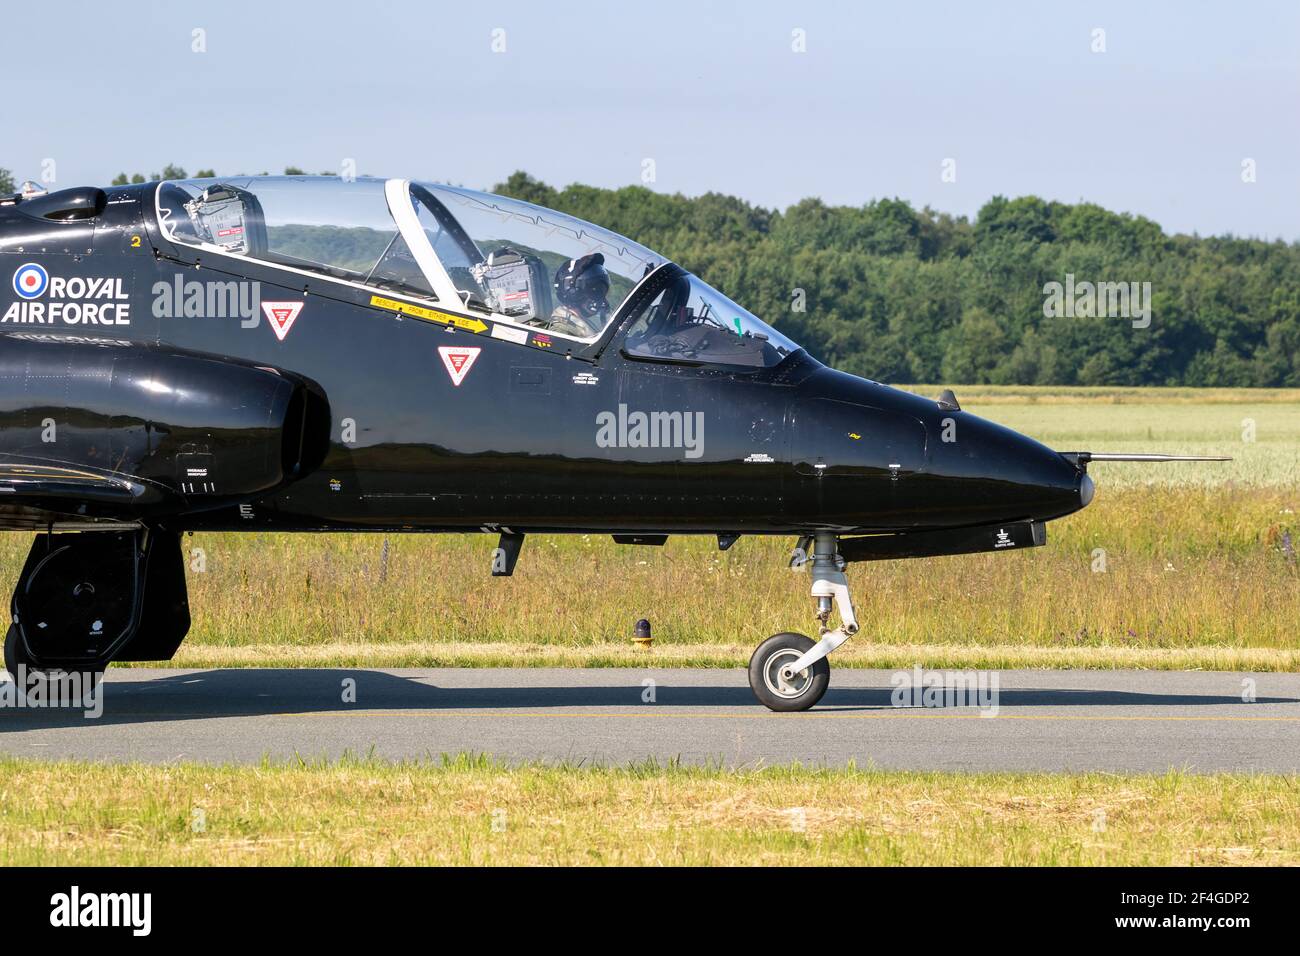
left=747, top=533, right=858, bottom=712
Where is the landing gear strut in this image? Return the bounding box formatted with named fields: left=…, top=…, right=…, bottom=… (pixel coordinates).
left=748, top=533, right=858, bottom=712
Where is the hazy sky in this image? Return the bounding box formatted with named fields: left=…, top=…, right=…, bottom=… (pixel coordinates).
left=3, top=0, right=1297, bottom=239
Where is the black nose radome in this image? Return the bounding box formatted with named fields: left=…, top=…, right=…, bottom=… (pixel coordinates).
left=925, top=412, right=1087, bottom=524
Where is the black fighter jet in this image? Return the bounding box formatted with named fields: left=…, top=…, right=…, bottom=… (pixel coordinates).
left=0, top=176, right=1225, bottom=710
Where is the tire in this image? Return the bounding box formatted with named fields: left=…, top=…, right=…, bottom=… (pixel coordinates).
left=5, top=623, right=104, bottom=694
left=748, top=632, right=830, bottom=712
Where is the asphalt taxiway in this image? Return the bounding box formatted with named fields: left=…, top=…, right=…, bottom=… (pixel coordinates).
left=2, top=667, right=1296, bottom=772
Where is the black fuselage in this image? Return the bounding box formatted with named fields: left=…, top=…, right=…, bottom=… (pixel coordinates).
left=0, top=182, right=1087, bottom=538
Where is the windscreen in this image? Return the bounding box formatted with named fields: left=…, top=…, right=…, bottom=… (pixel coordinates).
left=622, top=273, right=801, bottom=369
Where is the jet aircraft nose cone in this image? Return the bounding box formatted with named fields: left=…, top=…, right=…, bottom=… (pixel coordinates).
left=1079, top=472, right=1095, bottom=508
left=930, top=411, right=1088, bottom=523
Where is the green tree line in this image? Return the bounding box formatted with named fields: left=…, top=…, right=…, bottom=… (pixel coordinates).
left=3, top=163, right=1296, bottom=386
left=107, top=165, right=333, bottom=185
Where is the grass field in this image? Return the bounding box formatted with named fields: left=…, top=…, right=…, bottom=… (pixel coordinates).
left=1, top=755, right=1294, bottom=866
left=0, top=386, right=1295, bottom=671
left=918, top=387, right=1300, bottom=488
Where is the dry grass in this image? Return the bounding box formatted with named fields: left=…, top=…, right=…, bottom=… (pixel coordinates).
left=1, top=486, right=1296, bottom=670
left=150, top=641, right=1300, bottom=672
left=0, top=755, right=1294, bottom=866
left=130, top=486, right=1300, bottom=665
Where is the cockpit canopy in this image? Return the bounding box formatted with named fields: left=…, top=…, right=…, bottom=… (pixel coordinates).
left=155, top=176, right=799, bottom=366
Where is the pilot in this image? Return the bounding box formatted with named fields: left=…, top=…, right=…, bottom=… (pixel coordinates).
left=547, top=253, right=611, bottom=337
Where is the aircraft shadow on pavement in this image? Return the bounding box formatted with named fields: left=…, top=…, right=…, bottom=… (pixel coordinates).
left=0, top=669, right=1295, bottom=730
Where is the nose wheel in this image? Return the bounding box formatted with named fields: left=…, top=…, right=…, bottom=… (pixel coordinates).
left=748, top=632, right=830, bottom=711
left=747, top=533, right=858, bottom=712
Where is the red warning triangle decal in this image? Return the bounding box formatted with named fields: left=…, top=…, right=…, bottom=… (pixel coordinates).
left=261, top=301, right=304, bottom=341
left=437, top=346, right=481, bottom=386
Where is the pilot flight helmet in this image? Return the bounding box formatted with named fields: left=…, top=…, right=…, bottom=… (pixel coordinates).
left=554, top=253, right=611, bottom=318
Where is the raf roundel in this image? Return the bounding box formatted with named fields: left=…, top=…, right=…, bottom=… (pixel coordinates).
left=12, top=263, right=48, bottom=300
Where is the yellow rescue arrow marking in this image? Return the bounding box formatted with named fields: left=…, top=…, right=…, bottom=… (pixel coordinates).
left=369, top=295, right=488, bottom=334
